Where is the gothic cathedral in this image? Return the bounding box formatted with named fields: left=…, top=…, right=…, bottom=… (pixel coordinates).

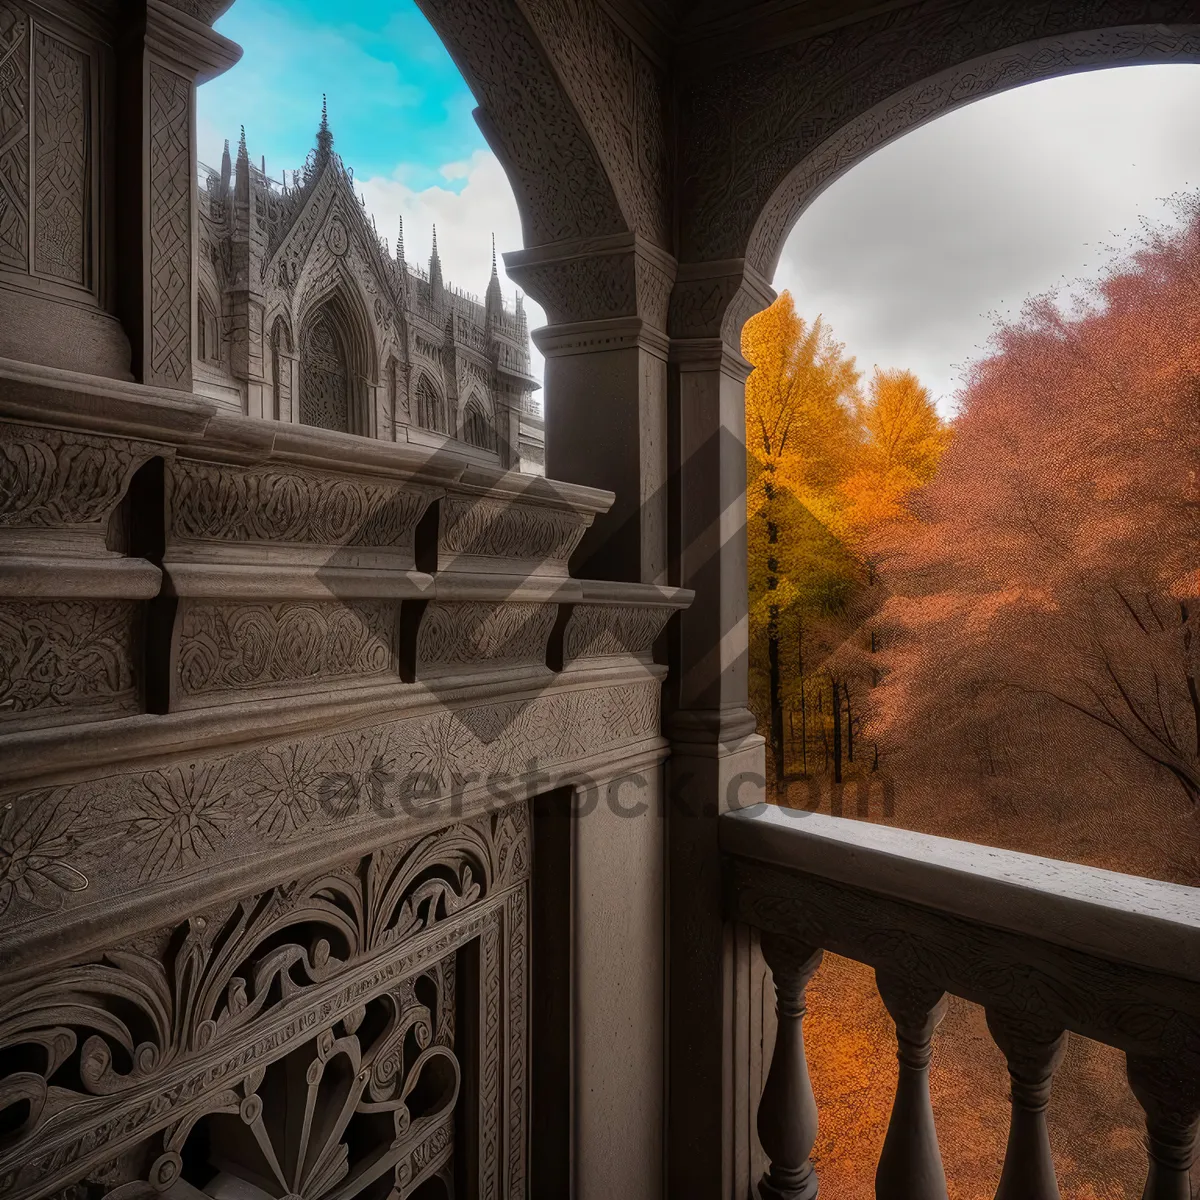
left=194, top=104, right=544, bottom=473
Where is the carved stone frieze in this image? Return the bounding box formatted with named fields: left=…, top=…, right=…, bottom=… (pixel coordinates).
left=0, top=804, right=530, bottom=1200
left=0, top=600, right=139, bottom=728
left=725, top=855, right=1200, bottom=1065
left=0, top=425, right=160, bottom=537
left=417, top=601, right=556, bottom=674
left=0, top=679, right=658, bottom=927
left=175, top=599, right=396, bottom=700
left=439, top=494, right=588, bottom=572
left=167, top=458, right=432, bottom=553
left=0, top=3, right=31, bottom=273
left=562, top=603, right=673, bottom=664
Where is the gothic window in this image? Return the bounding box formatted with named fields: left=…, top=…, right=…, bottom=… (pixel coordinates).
left=299, top=307, right=350, bottom=433
left=417, top=375, right=447, bottom=434
left=462, top=398, right=494, bottom=450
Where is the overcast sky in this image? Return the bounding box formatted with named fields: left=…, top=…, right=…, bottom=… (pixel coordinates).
left=199, top=6, right=1200, bottom=413
left=776, top=64, right=1200, bottom=413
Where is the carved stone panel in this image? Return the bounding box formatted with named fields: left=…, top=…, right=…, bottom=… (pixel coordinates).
left=439, top=495, right=589, bottom=574
left=0, top=804, right=531, bottom=1200
left=417, top=601, right=556, bottom=675
left=0, top=599, right=139, bottom=729
left=562, top=602, right=674, bottom=664
left=174, top=598, right=397, bottom=704
left=167, top=459, right=432, bottom=559
left=32, top=26, right=88, bottom=286
left=146, top=63, right=192, bottom=389
left=0, top=2, right=31, bottom=272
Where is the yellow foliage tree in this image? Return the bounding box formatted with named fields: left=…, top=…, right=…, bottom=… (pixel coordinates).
left=744, top=296, right=951, bottom=786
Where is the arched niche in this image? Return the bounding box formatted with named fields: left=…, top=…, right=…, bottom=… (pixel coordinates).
left=461, top=394, right=494, bottom=450
left=270, top=315, right=294, bottom=422
left=197, top=287, right=221, bottom=365
left=296, top=288, right=374, bottom=436
left=415, top=372, right=450, bottom=435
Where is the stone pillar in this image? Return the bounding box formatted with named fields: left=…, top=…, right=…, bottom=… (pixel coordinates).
left=665, top=260, right=777, bottom=1199
left=115, top=0, right=240, bottom=391
left=506, top=232, right=675, bottom=584
left=530, top=762, right=668, bottom=1200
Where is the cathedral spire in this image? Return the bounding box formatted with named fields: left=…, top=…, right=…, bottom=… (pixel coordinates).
left=316, top=94, right=333, bottom=163
left=396, top=216, right=405, bottom=266
left=429, top=224, right=443, bottom=305
left=234, top=126, right=250, bottom=200
left=485, top=233, right=502, bottom=325
left=237, top=125, right=247, bottom=163
left=220, top=138, right=231, bottom=193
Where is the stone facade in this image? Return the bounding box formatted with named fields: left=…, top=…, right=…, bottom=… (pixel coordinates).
left=3, top=1, right=1200, bottom=1198
left=194, top=110, right=544, bottom=473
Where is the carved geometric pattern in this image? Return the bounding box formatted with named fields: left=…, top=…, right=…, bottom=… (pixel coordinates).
left=147, top=63, right=191, bottom=386
left=32, top=27, right=87, bottom=285
left=167, top=459, right=431, bottom=552
left=0, top=680, right=656, bottom=927
left=439, top=495, right=589, bottom=569
left=0, top=600, right=139, bottom=726
left=176, top=600, right=396, bottom=698
left=0, top=2, right=30, bottom=271
left=0, top=424, right=159, bottom=532
left=0, top=804, right=530, bottom=1200
left=417, top=601, right=556, bottom=673
left=299, top=305, right=350, bottom=433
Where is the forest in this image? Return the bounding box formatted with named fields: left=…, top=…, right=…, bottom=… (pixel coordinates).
left=744, top=192, right=1200, bottom=1198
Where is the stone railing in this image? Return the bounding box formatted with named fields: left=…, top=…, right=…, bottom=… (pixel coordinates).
left=721, top=804, right=1200, bottom=1200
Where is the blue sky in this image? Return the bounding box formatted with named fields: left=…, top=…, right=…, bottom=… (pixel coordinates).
left=199, top=6, right=1200, bottom=409
left=201, top=0, right=482, bottom=189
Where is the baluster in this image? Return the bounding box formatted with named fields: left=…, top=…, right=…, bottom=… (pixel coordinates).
left=985, top=1009, right=1067, bottom=1200
left=1127, top=1054, right=1200, bottom=1200
left=875, top=972, right=949, bottom=1200
left=758, top=934, right=824, bottom=1200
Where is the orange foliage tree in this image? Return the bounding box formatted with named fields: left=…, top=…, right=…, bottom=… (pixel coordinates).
left=867, top=195, right=1200, bottom=833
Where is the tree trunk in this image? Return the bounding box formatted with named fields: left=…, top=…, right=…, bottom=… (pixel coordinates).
left=831, top=676, right=843, bottom=785
left=845, top=683, right=854, bottom=764
left=769, top=611, right=783, bottom=783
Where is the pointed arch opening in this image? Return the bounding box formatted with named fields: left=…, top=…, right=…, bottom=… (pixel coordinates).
left=415, top=372, right=449, bottom=435
left=461, top=395, right=494, bottom=450
left=297, top=288, right=373, bottom=436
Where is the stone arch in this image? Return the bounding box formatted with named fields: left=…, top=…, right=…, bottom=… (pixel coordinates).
left=415, top=371, right=449, bottom=435
left=412, top=0, right=628, bottom=247
left=297, top=287, right=374, bottom=436
left=460, top=393, right=493, bottom=450
left=674, top=14, right=1200, bottom=345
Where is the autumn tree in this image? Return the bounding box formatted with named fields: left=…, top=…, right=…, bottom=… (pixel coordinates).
left=867, top=194, right=1200, bottom=839
left=744, top=292, right=861, bottom=781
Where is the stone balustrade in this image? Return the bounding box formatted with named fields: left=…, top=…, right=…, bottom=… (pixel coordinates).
left=721, top=803, right=1200, bottom=1200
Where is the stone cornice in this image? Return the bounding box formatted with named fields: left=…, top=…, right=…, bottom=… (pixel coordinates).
left=144, top=0, right=243, bottom=83
left=532, top=315, right=671, bottom=360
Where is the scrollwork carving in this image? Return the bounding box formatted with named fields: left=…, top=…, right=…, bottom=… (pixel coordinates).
left=439, top=495, right=588, bottom=569
left=176, top=600, right=396, bottom=698
left=168, top=459, right=430, bottom=551
left=0, top=805, right=526, bottom=1198
left=417, top=601, right=556, bottom=673
left=562, top=603, right=672, bottom=664
left=0, top=600, right=139, bottom=726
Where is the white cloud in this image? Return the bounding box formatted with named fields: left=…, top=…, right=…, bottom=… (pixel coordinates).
left=356, top=151, right=547, bottom=393
left=774, top=64, right=1200, bottom=416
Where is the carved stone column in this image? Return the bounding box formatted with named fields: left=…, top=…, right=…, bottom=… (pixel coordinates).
left=1127, top=1054, right=1200, bottom=1200
left=115, top=1, right=240, bottom=391
left=985, top=1009, right=1067, bottom=1200
left=757, top=935, right=823, bottom=1200
left=664, top=261, right=776, bottom=1200
left=875, top=973, right=949, bottom=1200
left=507, top=232, right=675, bottom=584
